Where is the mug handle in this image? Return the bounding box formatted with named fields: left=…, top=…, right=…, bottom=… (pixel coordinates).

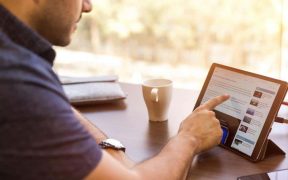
left=151, top=88, right=159, bottom=102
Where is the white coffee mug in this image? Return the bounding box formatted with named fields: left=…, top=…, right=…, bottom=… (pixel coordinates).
left=142, top=79, right=173, bottom=122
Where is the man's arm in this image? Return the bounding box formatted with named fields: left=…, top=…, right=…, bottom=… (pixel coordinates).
left=72, top=108, right=135, bottom=168
left=87, top=133, right=197, bottom=180
left=82, top=95, right=229, bottom=180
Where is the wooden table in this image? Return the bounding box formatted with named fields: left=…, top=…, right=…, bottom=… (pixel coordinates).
left=78, top=83, right=288, bottom=180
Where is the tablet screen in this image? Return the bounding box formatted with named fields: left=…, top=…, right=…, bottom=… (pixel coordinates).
left=195, top=64, right=287, bottom=160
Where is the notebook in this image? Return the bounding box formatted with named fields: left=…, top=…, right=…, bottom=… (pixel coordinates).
left=60, top=75, right=127, bottom=106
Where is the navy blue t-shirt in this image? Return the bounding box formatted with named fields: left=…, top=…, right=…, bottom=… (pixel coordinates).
left=0, top=5, right=102, bottom=180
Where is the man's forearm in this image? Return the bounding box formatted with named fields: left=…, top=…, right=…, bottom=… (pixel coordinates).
left=86, top=130, right=198, bottom=180
left=72, top=107, right=135, bottom=168
left=132, top=132, right=198, bottom=180
left=73, top=107, right=196, bottom=178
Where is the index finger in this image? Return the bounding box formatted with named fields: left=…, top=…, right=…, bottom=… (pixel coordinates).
left=202, top=94, right=230, bottom=110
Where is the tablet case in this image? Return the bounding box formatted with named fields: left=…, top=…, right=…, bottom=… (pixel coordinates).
left=258, top=139, right=285, bottom=161
left=60, top=75, right=127, bottom=106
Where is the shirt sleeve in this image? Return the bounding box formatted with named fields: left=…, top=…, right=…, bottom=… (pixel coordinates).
left=0, top=58, right=102, bottom=180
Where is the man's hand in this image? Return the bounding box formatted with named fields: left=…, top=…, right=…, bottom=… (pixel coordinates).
left=178, top=95, right=230, bottom=153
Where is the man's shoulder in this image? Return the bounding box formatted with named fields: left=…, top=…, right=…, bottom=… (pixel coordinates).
left=0, top=30, right=50, bottom=67
left=0, top=30, right=66, bottom=112
left=0, top=30, right=59, bottom=85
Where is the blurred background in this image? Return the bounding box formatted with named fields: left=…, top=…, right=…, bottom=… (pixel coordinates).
left=54, top=0, right=288, bottom=91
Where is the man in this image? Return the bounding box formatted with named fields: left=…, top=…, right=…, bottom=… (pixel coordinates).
left=0, top=0, right=229, bottom=179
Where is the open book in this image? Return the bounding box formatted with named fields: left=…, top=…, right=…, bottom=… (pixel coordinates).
left=60, top=75, right=127, bottom=106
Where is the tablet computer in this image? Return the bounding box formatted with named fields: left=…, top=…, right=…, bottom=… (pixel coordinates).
left=193, top=63, right=288, bottom=162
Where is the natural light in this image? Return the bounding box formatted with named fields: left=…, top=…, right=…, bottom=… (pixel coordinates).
left=54, top=0, right=288, bottom=91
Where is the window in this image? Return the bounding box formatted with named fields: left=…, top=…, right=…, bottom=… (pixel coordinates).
left=54, top=0, right=288, bottom=90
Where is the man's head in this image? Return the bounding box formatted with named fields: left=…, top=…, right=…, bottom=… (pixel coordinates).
left=0, top=0, right=92, bottom=46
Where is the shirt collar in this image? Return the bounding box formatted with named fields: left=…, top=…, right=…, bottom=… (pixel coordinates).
left=0, top=5, right=56, bottom=65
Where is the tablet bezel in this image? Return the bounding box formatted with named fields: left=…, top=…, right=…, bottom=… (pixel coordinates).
left=193, top=63, right=288, bottom=161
